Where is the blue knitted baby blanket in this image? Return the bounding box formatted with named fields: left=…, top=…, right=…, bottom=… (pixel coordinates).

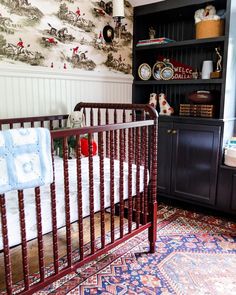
left=0, top=128, right=53, bottom=194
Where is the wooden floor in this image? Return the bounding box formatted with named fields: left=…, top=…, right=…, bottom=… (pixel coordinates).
left=0, top=213, right=122, bottom=291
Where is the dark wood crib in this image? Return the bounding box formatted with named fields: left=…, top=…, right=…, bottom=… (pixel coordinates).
left=0, top=102, right=158, bottom=294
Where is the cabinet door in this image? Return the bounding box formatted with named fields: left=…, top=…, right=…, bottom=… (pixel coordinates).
left=157, top=121, right=173, bottom=194
left=171, top=123, right=221, bottom=205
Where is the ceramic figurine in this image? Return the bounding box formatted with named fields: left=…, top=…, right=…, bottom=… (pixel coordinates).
left=159, top=93, right=174, bottom=115
left=149, top=93, right=157, bottom=108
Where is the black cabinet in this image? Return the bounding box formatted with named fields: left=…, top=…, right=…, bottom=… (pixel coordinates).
left=132, top=0, right=236, bottom=212
left=158, top=119, right=221, bottom=205
left=217, top=166, right=236, bottom=213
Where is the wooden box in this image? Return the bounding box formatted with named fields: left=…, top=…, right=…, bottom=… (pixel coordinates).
left=196, top=19, right=224, bottom=39
left=179, top=104, right=215, bottom=118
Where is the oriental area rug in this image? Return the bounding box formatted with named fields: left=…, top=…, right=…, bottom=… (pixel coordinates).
left=3, top=204, right=235, bottom=295
left=34, top=203, right=236, bottom=295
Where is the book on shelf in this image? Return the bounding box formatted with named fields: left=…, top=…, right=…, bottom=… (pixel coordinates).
left=136, top=37, right=175, bottom=46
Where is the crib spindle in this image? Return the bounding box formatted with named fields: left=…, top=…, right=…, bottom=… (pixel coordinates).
left=122, top=110, right=126, bottom=162
left=90, top=108, right=94, bottom=126
left=119, top=129, right=124, bottom=238
left=98, top=131, right=105, bottom=248
left=50, top=149, right=59, bottom=274
left=149, top=123, right=158, bottom=253
left=0, top=195, right=13, bottom=294
left=110, top=130, right=115, bottom=243
left=83, top=108, right=87, bottom=126
left=35, top=187, right=45, bottom=281
left=114, top=109, right=118, bottom=159
left=128, top=128, right=133, bottom=234
left=88, top=134, right=95, bottom=254
left=143, top=126, right=148, bottom=224
left=76, top=136, right=84, bottom=260
left=106, top=109, right=110, bottom=157
left=18, top=190, right=30, bottom=290
left=132, top=110, right=136, bottom=163
left=98, top=108, right=101, bottom=126
left=135, top=127, right=141, bottom=228
left=63, top=137, right=72, bottom=267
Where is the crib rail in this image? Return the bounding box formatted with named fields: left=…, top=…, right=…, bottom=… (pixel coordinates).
left=0, top=103, right=158, bottom=294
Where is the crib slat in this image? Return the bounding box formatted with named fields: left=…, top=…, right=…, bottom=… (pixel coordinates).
left=106, top=109, right=110, bottom=157
left=0, top=195, right=13, bottom=294
left=135, top=127, right=141, bottom=228
left=90, top=108, right=94, bottom=126
left=132, top=110, right=136, bottom=164
left=99, top=131, right=105, bottom=248
left=123, top=110, right=126, bottom=162
left=83, top=108, right=87, bottom=126
left=50, top=149, right=59, bottom=274
left=76, top=135, right=84, bottom=260
left=98, top=108, right=101, bottom=126
left=110, top=130, right=115, bottom=243
left=144, top=126, right=148, bottom=224
left=128, top=128, right=133, bottom=233
left=114, top=109, right=118, bottom=159
left=63, top=137, right=72, bottom=267
left=50, top=120, right=53, bottom=130
left=119, top=129, right=124, bottom=238
left=35, top=187, right=45, bottom=281
left=18, top=190, right=30, bottom=290
left=88, top=134, right=95, bottom=254
left=31, top=121, right=34, bottom=128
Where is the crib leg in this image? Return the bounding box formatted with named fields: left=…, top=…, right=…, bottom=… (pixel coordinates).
left=148, top=201, right=157, bottom=253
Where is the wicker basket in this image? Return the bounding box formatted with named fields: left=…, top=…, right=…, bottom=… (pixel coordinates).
left=196, top=19, right=224, bottom=39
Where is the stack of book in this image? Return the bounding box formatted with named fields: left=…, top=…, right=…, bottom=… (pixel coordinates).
left=136, top=37, right=174, bottom=47
left=179, top=104, right=215, bottom=118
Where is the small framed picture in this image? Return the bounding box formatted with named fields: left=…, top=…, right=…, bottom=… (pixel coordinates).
left=160, top=67, right=174, bottom=80
left=138, top=63, right=152, bottom=80
left=152, top=61, right=166, bottom=80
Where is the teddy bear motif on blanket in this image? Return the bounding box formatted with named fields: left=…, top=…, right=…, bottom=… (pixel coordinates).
left=159, top=93, right=174, bottom=115
left=194, top=5, right=220, bottom=24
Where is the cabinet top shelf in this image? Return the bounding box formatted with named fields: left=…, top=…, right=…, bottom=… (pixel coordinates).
left=134, top=79, right=223, bottom=85
left=135, top=36, right=225, bottom=51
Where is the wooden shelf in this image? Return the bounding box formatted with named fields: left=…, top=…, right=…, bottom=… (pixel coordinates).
left=135, top=36, right=225, bottom=51
left=134, top=79, right=223, bottom=85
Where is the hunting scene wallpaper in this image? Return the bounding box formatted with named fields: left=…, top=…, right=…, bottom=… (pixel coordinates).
left=0, top=0, right=133, bottom=74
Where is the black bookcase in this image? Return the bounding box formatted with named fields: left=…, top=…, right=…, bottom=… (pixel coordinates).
left=132, top=0, right=236, bottom=214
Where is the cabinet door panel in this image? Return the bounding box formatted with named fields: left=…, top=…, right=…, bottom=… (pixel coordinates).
left=171, top=123, right=221, bottom=204
left=157, top=121, right=173, bottom=194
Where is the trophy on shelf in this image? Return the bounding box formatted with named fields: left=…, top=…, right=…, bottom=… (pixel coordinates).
left=210, top=47, right=222, bottom=79
left=149, top=26, right=156, bottom=39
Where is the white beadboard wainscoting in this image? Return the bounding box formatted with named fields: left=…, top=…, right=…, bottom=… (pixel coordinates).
left=0, top=66, right=133, bottom=119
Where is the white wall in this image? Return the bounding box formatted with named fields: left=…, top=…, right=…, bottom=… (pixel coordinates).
left=0, top=66, right=133, bottom=119
left=129, top=0, right=164, bottom=7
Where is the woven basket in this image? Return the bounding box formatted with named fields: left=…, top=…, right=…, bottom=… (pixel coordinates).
left=196, top=19, right=224, bottom=39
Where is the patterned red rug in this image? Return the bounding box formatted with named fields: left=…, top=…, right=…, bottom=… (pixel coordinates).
left=34, top=205, right=236, bottom=294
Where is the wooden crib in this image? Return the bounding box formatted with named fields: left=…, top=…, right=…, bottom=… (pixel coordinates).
left=0, top=102, right=158, bottom=294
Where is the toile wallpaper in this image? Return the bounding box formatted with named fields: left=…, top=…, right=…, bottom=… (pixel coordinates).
left=0, top=0, right=133, bottom=74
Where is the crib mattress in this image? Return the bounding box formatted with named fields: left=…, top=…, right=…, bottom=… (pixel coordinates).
left=0, top=156, right=147, bottom=249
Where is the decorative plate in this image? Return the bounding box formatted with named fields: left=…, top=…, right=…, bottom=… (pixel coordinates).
left=138, top=63, right=152, bottom=80
left=103, top=24, right=114, bottom=43
left=160, top=66, right=174, bottom=80
left=152, top=61, right=166, bottom=80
